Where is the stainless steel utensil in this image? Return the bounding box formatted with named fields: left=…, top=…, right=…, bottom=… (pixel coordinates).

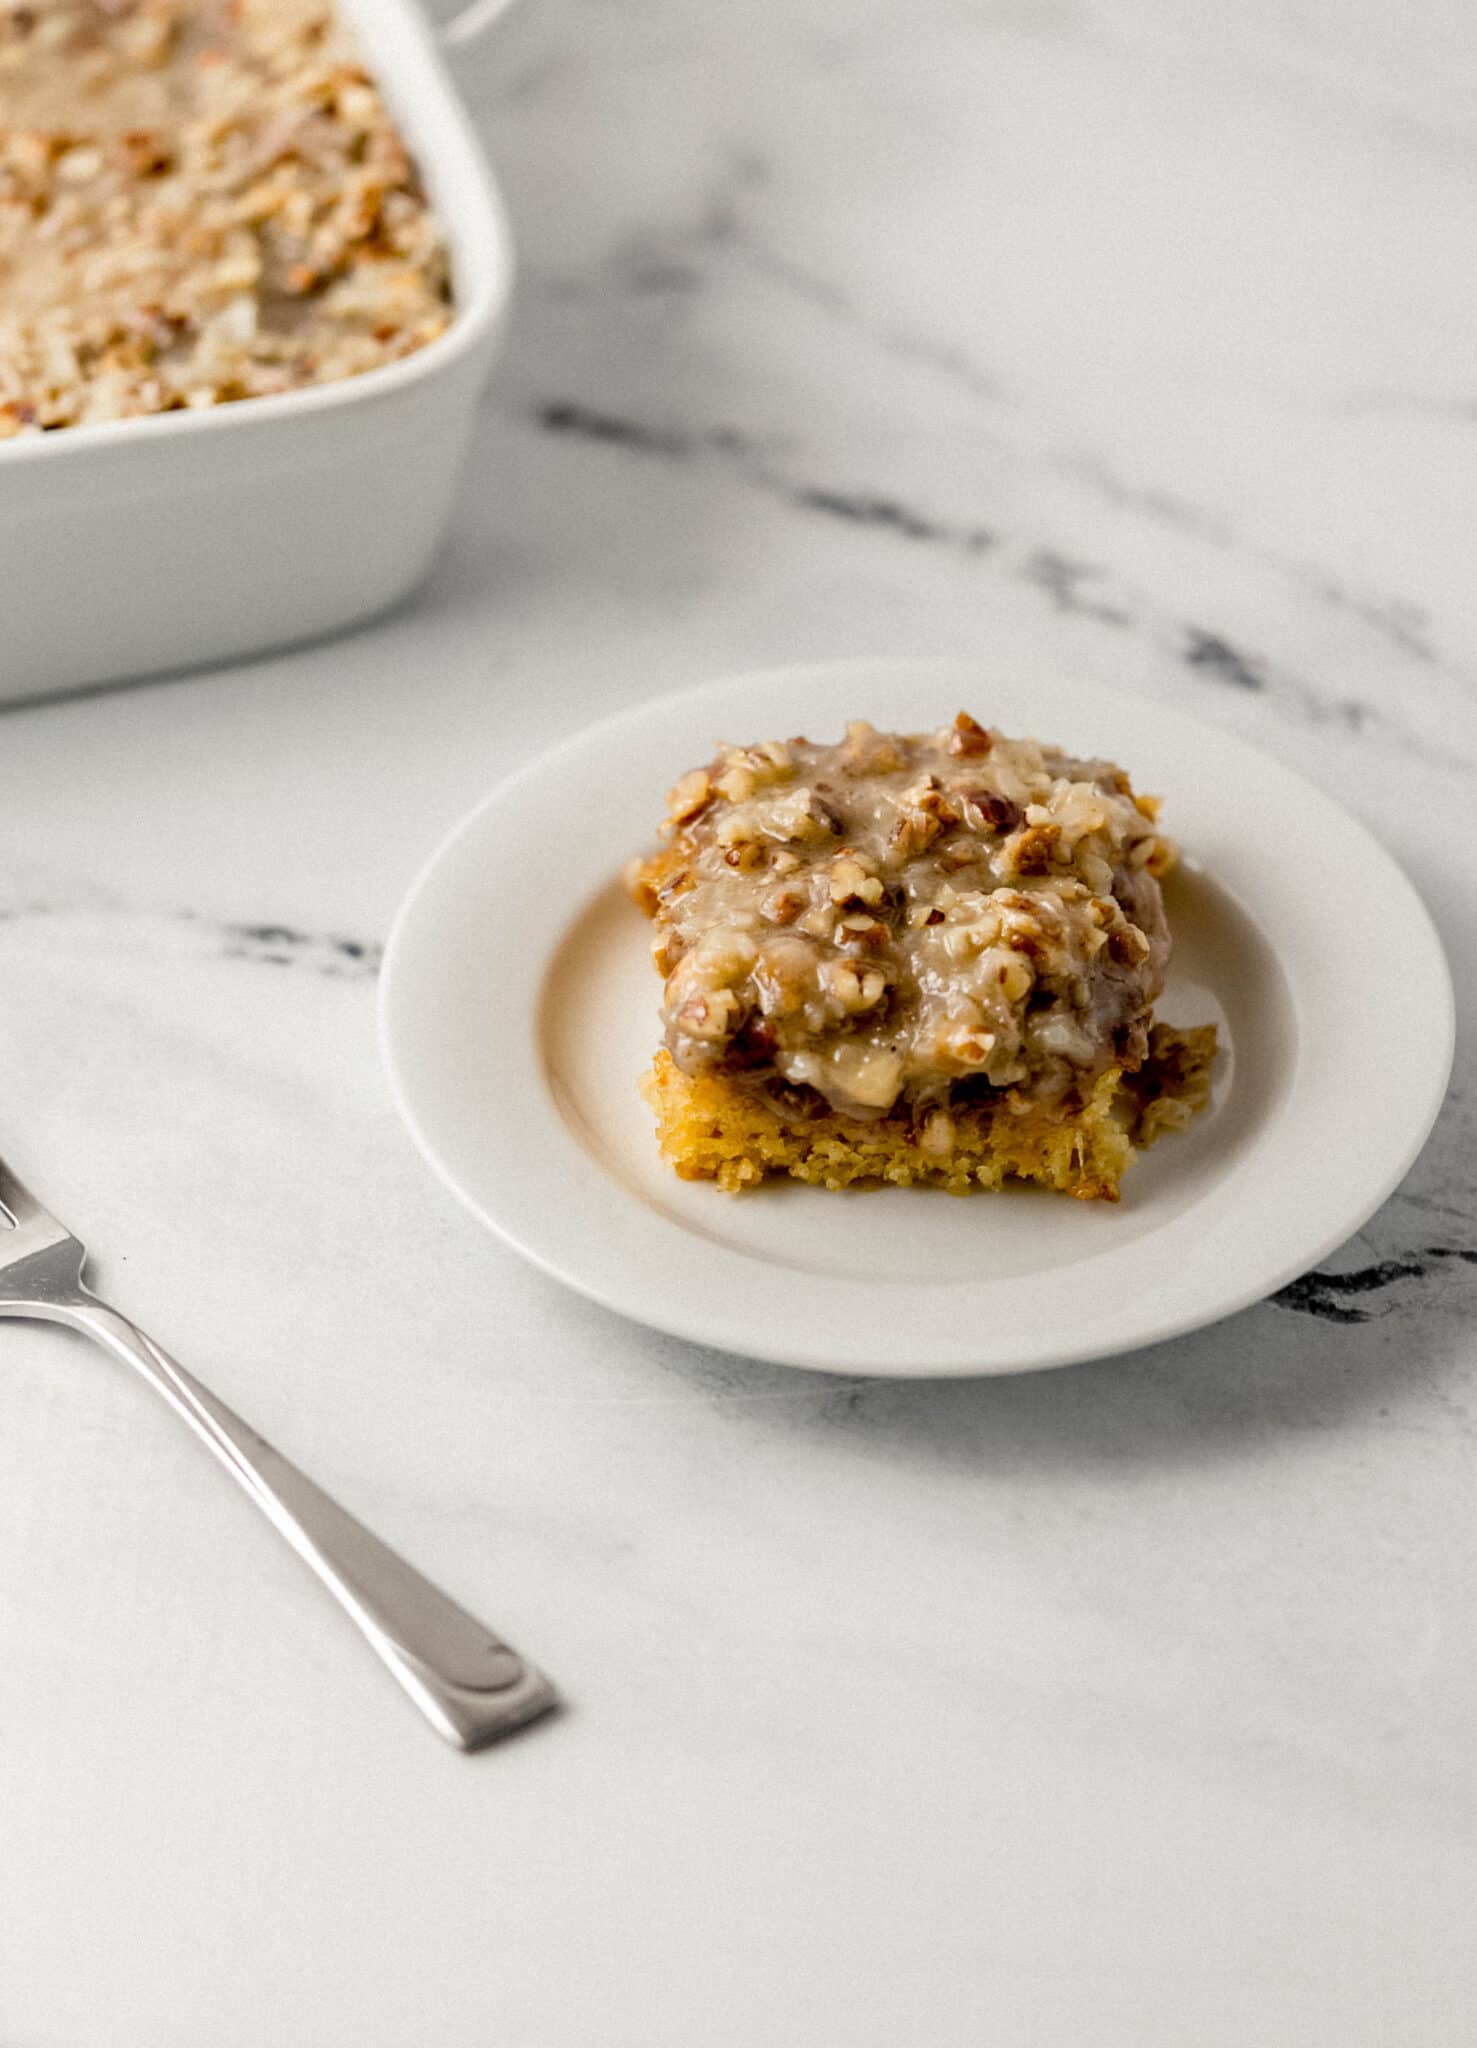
left=0, top=1149, right=556, bottom=1750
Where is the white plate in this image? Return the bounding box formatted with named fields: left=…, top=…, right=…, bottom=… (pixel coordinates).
left=379, top=658, right=1453, bottom=1376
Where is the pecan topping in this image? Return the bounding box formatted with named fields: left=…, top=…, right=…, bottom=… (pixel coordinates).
left=0, top=0, right=453, bottom=442
left=630, top=715, right=1175, bottom=1119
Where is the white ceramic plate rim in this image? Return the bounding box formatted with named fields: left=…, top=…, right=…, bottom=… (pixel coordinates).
left=380, top=658, right=1454, bottom=1376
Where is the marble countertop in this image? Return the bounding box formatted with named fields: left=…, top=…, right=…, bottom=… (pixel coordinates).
left=2, top=1, right=1475, bottom=2040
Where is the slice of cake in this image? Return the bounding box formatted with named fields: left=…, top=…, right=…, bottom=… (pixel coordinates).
left=627, top=713, right=1216, bottom=1200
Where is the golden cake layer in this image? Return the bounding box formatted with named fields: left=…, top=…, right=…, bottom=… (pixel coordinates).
left=642, top=1023, right=1217, bottom=1200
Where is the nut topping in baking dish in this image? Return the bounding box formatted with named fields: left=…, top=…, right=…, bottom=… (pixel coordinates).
left=0, top=0, right=451, bottom=436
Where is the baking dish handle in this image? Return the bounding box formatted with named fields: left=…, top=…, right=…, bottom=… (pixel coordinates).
left=439, top=0, right=521, bottom=48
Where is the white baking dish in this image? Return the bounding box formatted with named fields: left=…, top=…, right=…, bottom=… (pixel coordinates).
left=0, top=0, right=512, bottom=704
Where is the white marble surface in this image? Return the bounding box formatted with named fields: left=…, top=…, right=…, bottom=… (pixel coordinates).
left=2, top=0, right=1476, bottom=2039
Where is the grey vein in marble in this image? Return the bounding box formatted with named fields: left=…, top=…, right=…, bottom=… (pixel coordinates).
left=531, top=395, right=1467, bottom=769
left=220, top=922, right=383, bottom=978
left=0, top=894, right=383, bottom=979
left=1274, top=1248, right=1477, bottom=1326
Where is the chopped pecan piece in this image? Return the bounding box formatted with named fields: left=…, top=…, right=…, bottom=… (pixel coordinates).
left=824, top=959, right=890, bottom=1014
left=1004, top=822, right=1061, bottom=875
left=829, top=853, right=886, bottom=906
left=836, top=913, right=889, bottom=949
left=890, top=776, right=958, bottom=860
left=623, top=856, right=661, bottom=916
left=947, top=711, right=993, bottom=757
left=676, top=988, right=743, bottom=1042
left=763, top=885, right=807, bottom=925
left=665, top=768, right=713, bottom=825
left=958, top=789, right=1021, bottom=835
left=841, top=721, right=905, bottom=774
left=1107, top=923, right=1152, bottom=965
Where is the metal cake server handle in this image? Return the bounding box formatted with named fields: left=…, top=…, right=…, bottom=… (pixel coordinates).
left=0, top=1151, right=557, bottom=1751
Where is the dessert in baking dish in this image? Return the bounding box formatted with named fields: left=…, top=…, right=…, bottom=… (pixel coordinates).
left=0, top=0, right=451, bottom=437
left=628, top=713, right=1216, bottom=1199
